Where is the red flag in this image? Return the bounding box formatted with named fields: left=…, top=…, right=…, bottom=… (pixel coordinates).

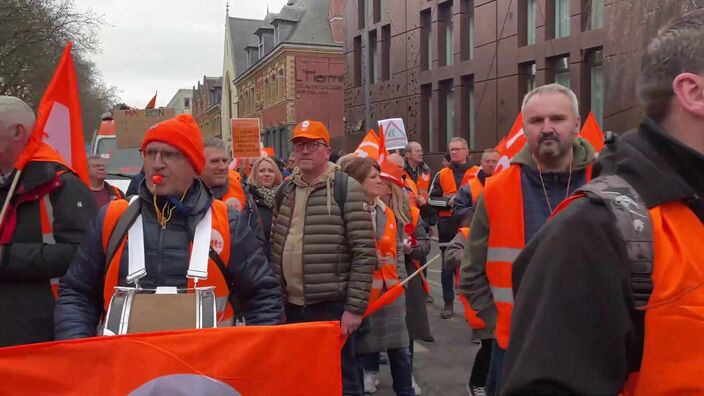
left=494, top=113, right=525, bottom=173
left=354, top=129, right=380, bottom=159
left=145, top=91, right=157, bottom=109
left=377, top=124, right=388, bottom=165
left=0, top=323, right=342, bottom=395
left=13, top=42, right=88, bottom=184
left=364, top=283, right=405, bottom=318
left=580, top=112, right=604, bottom=152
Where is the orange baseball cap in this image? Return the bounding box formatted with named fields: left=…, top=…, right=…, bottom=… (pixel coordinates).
left=290, top=120, right=330, bottom=145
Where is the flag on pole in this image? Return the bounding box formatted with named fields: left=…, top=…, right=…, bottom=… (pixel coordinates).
left=12, top=41, right=88, bottom=184
left=493, top=113, right=525, bottom=174
left=354, top=129, right=380, bottom=159
left=580, top=112, right=605, bottom=152
left=0, top=323, right=342, bottom=395
left=145, top=91, right=157, bottom=109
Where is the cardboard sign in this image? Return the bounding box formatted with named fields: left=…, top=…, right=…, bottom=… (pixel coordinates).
left=378, top=118, right=408, bottom=150
left=114, top=108, right=176, bottom=148
left=231, top=118, right=262, bottom=158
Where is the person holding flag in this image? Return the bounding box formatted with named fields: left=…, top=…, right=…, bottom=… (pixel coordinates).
left=343, top=156, right=414, bottom=396
left=458, top=83, right=595, bottom=395
left=0, top=96, right=96, bottom=347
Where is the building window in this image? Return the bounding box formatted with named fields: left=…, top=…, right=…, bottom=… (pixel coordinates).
left=258, top=38, right=264, bottom=58
left=461, top=76, right=475, bottom=149
left=421, top=9, right=432, bottom=71
left=264, top=77, right=269, bottom=105
left=353, top=35, right=362, bottom=87
left=555, top=0, right=570, bottom=38
left=271, top=73, right=276, bottom=103
left=461, top=0, right=474, bottom=61
left=590, top=0, right=604, bottom=29
left=520, top=62, right=536, bottom=99
left=358, top=0, right=365, bottom=30
left=369, top=29, right=379, bottom=84
left=588, top=49, right=604, bottom=126
left=373, top=0, right=381, bottom=23
left=552, top=56, right=570, bottom=88
left=440, top=80, right=454, bottom=148
left=439, top=2, right=453, bottom=67
left=184, top=98, right=190, bottom=108
left=278, top=68, right=285, bottom=99
left=381, top=24, right=391, bottom=80
left=527, top=0, right=536, bottom=45
left=421, top=84, right=434, bottom=151
left=274, top=24, right=279, bottom=43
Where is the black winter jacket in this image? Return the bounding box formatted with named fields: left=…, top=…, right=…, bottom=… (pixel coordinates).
left=501, top=118, right=704, bottom=395
left=0, top=161, right=96, bottom=347
left=55, top=179, right=284, bottom=339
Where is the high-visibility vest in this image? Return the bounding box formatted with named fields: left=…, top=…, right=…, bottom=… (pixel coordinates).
left=437, top=167, right=474, bottom=217
left=370, top=205, right=400, bottom=304
left=417, top=171, right=431, bottom=198
left=101, top=199, right=235, bottom=325
left=222, top=169, right=247, bottom=211
left=618, top=202, right=704, bottom=395
left=456, top=227, right=487, bottom=330
left=468, top=177, right=484, bottom=207
left=38, top=190, right=60, bottom=299
left=484, top=163, right=592, bottom=349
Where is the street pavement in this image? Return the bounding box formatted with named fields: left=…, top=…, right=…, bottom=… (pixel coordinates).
left=375, top=240, right=479, bottom=396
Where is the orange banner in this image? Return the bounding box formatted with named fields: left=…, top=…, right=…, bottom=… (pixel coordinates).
left=231, top=118, right=262, bottom=158
left=0, top=322, right=342, bottom=396
left=580, top=112, right=605, bottom=152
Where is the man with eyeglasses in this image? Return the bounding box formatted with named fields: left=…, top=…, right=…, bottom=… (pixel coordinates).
left=56, top=114, right=284, bottom=339
left=270, top=120, right=377, bottom=395
left=88, top=155, right=125, bottom=210
left=0, top=96, right=96, bottom=347
left=429, top=137, right=475, bottom=319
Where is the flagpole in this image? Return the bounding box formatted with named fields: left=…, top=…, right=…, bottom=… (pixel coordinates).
left=400, top=258, right=434, bottom=287
left=0, top=170, right=22, bottom=231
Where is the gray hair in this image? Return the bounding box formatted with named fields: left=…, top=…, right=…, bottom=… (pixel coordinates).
left=521, top=83, right=579, bottom=117
left=0, top=96, right=35, bottom=132
left=203, top=136, right=227, bottom=150
left=404, top=141, right=421, bottom=152
left=639, top=8, right=704, bottom=122
left=449, top=137, right=468, bottom=148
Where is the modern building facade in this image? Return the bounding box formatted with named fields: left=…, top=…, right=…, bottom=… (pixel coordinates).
left=221, top=0, right=345, bottom=157
left=165, top=89, right=193, bottom=115
left=344, top=0, right=703, bottom=155
left=192, top=76, right=223, bottom=139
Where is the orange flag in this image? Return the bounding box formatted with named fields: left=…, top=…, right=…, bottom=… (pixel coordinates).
left=377, top=124, right=388, bottom=164
left=354, top=129, right=380, bottom=159
left=145, top=91, right=157, bottom=109
left=580, top=112, right=605, bottom=152
left=13, top=42, right=88, bottom=184
left=365, top=283, right=405, bottom=318
left=0, top=323, right=342, bottom=395
left=494, top=113, right=525, bottom=173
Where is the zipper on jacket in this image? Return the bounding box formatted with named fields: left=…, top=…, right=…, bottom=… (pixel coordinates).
left=155, top=219, right=165, bottom=286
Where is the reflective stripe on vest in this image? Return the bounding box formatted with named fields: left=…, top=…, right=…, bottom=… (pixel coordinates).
left=101, top=199, right=234, bottom=325
left=469, top=177, right=484, bottom=207
left=222, top=169, right=246, bottom=212
left=39, top=195, right=61, bottom=298
left=437, top=167, right=474, bottom=217
left=456, top=227, right=487, bottom=330
left=370, top=206, right=400, bottom=304
left=485, top=163, right=593, bottom=348
left=621, top=203, right=704, bottom=395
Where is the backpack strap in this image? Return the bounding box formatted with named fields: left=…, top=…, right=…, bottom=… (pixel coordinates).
left=105, top=198, right=142, bottom=267
left=274, top=180, right=292, bottom=213
left=577, top=174, right=654, bottom=309
left=333, top=170, right=348, bottom=210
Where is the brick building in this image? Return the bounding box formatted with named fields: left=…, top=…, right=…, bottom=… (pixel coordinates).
left=344, top=0, right=703, bottom=156
left=192, top=76, right=222, bottom=139
left=222, top=0, right=346, bottom=157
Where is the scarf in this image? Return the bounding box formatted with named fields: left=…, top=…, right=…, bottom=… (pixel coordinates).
left=254, top=185, right=278, bottom=208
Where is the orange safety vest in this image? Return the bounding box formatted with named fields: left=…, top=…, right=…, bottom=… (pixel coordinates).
left=468, top=177, right=484, bottom=207
left=221, top=169, right=247, bottom=211
left=456, top=227, right=487, bottom=330
left=38, top=192, right=61, bottom=299
left=370, top=205, right=400, bottom=304
left=437, top=167, right=474, bottom=217
left=618, top=202, right=704, bottom=395
left=484, top=163, right=592, bottom=349
left=101, top=199, right=235, bottom=325
left=417, top=172, right=431, bottom=198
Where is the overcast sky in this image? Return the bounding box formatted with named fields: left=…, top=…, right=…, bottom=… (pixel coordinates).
left=72, top=0, right=289, bottom=108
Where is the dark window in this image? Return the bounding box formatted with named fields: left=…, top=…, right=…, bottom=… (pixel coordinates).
left=421, top=9, right=432, bottom=71
left=440, top=79, right=454, bottom=149
left=369, top=29, right=379, bottom=84
left=373, top=0, right=381, bottom=23
left=439, top=1, right=454, bottom=67
left=461, top=76, right=475, bottom=148
left=358, top=0, right=365, bottom=30
left=460, top=0, right=474, bottom=60
left=353, top=35, right=362, bottom=87
left=381, top=24, right=391, bottom=80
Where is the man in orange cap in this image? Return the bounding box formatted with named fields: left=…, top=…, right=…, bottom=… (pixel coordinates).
left=270, top=119, right=377, bottom=395
left=56, top=114, right=284, bottom=339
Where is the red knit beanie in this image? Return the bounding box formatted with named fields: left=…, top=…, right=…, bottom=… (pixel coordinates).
left=140, top=114, right=205, bottom=174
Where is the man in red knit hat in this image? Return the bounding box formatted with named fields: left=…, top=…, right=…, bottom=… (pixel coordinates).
left=55, top=114, right=283, bottom=338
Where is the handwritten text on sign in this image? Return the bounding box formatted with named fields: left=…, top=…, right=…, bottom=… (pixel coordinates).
left=231, top=118, right=261, bottom=158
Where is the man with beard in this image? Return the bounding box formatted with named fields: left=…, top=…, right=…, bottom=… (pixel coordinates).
left=458, top=83, right=595, bottom=396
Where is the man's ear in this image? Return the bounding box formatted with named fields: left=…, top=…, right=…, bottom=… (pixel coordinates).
left=673, top=72, right=704, bottom=117
left=13, top=124, right=28, bottom=142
